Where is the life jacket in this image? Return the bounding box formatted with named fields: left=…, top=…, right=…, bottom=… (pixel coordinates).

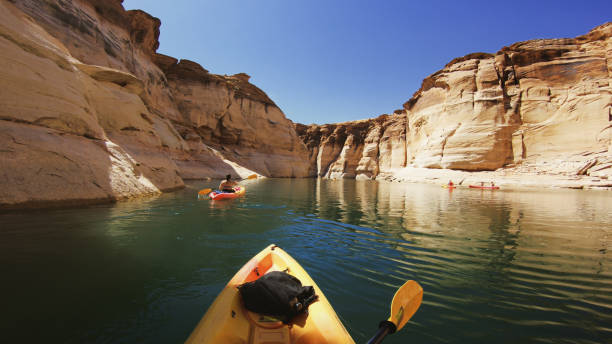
left=238, top=271, right=318, bottom=323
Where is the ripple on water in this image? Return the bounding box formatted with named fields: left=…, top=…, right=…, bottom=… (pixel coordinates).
left=1, top=179, right=611, bottom=343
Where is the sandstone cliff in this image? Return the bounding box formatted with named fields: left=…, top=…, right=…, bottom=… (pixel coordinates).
left=152, top=56, right=309, bottom=178
left=298, top=23, right=612, bottom=185
left=2, top=0, right=611, bottom=209
left=295, top=112, right=406, bottom=179
left=0, top=0, right=309, bottom=208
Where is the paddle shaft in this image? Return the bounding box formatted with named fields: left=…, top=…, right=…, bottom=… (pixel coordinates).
left=367, top=321, right=396, bottom=344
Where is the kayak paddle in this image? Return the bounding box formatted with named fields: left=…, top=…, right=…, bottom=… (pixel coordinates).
left=197, top=174, right=257, bottom=197
left=366, top=280, right=423, bottom=344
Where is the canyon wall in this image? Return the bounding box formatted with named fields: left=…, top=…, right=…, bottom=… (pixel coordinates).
left=295, top=112, right=407, bottom=179
left=298, top=23, right=612, bottom=182
left=0, top=0, right=309, bottom=208
left=1, top=0, right=610, bottom=209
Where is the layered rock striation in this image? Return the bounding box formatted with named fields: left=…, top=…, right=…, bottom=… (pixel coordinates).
left=298, top=23, right=612, bottom=183
left=0, top=0, right=309, bottom=208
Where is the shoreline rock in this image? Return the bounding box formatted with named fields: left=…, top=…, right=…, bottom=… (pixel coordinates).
left=378, top=166, right=612, bottom=191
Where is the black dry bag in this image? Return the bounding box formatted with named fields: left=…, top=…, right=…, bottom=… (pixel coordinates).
left=238, top=271, right=318, bottom=323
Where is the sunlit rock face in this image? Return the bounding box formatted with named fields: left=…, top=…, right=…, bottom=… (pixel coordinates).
left=154, top=57, right=310, bottom=178
left=0, top=0, right=309, bottom=207
left=405, top=23, right=612, bottom=176
left=298, top=23, right=612, bottom=180
left=294, top=114, right=407, bottom=179
left=404, top=53, right=515, bottom=170
left=0, top=0, right=182, bottom=207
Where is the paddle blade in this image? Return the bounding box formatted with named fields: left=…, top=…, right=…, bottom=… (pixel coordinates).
left=198, top=188, right=212, bottom=196
left=246, top=174, right=257, bottom=180
left=388, top=280, right=423, bottom=331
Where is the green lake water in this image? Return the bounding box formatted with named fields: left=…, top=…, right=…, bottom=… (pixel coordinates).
left=1, top=179, right=611, bottom=343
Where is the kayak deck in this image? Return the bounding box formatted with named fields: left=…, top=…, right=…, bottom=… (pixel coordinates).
left=186, top=244, right=354, bottom=344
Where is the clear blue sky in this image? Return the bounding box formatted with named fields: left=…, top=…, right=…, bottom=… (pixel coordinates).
left=123, top=0, right=611, bottom=124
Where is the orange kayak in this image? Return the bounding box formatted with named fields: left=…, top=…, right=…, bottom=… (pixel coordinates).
left=208, top=186, right=246, bottom=200
left=185, top=244, right=355, bottom=344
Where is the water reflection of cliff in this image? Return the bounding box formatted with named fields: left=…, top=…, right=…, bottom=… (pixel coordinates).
left=311, top=179, right=610, bottom=284
left=310, top=179, right=611, bottom=342
left=312, top=179, right=610, bottom=247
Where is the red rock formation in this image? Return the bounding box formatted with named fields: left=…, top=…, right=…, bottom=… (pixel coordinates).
left=126, top=9, right=160, bottom=54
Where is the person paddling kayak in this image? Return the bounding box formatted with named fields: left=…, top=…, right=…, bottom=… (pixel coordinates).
left=219, top=174, right=237, bottom=193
